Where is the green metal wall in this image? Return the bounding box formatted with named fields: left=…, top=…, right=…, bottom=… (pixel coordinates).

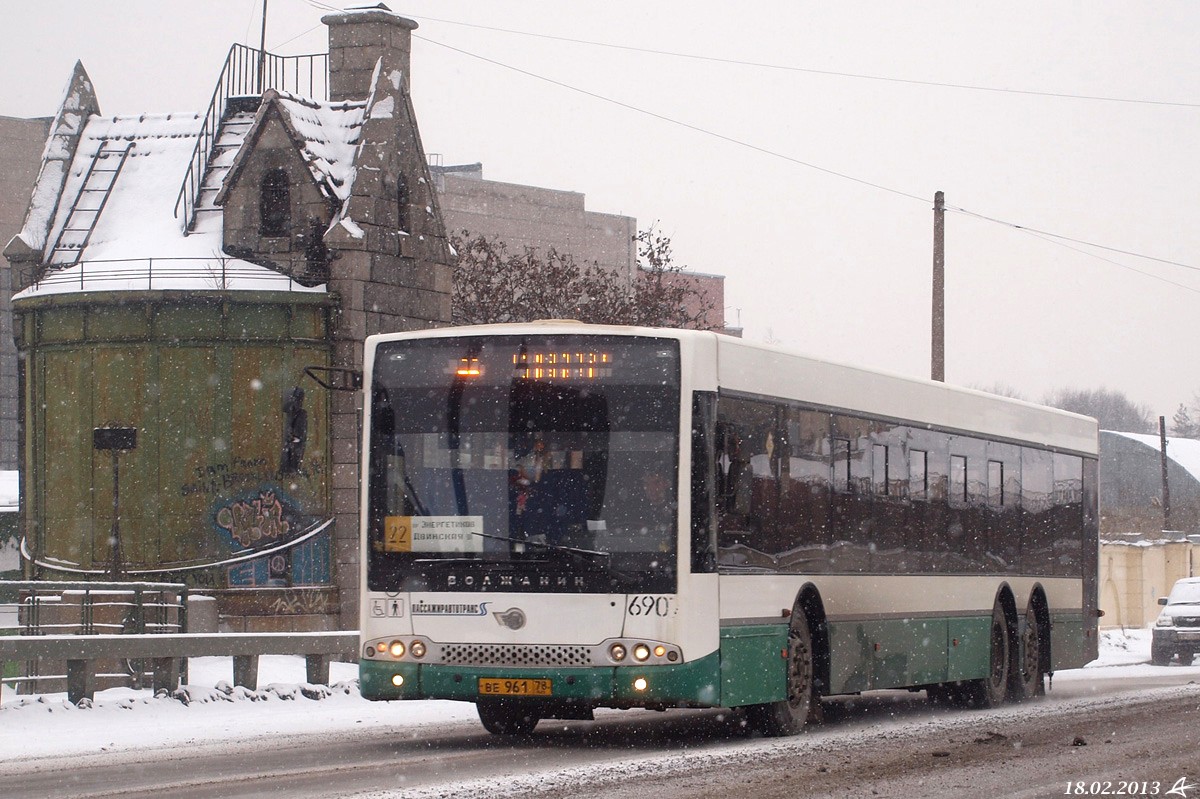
left=15, top=291, right=333, bottom=588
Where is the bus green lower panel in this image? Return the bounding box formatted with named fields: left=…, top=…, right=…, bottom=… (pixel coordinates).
left=828, top=615, right=992, bottom=693
left=360, top=653, right=722, bottom=708
left=361, top=660, right=421, bottom=701
left=946, top=616, right=991, bottom=683
left=718, top=624, right=788, bottom=707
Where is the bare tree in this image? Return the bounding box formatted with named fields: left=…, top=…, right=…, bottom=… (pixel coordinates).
left=969, top=382, right=1027, bottom=400
left=1171, top=403, right=1200, bottom=439
left=449, top=228, right=718, bottom=329
left=1042, top=387, right=1154, bottom=433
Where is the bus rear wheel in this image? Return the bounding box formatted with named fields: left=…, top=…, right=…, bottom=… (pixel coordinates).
left=1015, top=603, right=1044, bottom=700
left=974, top=599, right=1011, bottom=707
left=477, top=701, right=541, bottom=735
left=747, top=610, right=820, bottom=736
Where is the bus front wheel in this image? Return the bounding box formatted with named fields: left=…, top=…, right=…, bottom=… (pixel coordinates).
left=477, top=701, right=540, bottom=735
left=747, top=610, right=820, bottom=736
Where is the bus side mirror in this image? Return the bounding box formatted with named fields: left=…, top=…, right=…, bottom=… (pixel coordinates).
left=1158, top=597, right=1169, bottom=606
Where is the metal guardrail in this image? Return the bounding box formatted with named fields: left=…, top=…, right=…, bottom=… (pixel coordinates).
left=0, top=581, right=360, bottom=705
left=0, top=631, right=359, bottom=704
left=0, top=580, right=189, bottom=637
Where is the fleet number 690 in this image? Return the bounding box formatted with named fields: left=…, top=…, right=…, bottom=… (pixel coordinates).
left=627, top=595, right=672, bottom=617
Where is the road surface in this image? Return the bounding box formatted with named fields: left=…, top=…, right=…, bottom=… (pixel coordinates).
left=1, top=670, right=1197, bottom=799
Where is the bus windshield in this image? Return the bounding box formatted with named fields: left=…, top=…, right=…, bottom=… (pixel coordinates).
left=367, top=334, right=680, bottom=594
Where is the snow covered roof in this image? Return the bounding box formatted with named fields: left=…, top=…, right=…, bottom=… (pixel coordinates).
left=0, top=471, right=17, bottom=511
left=214, top=90, right=364, bottom=207
left=1105, top=430, right=1200, bottom=482
left=10, top=67, right=346, bottom=300
left=13, top=108, right=325, bottom=299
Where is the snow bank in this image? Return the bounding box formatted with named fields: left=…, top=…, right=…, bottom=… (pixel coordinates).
left=1, top=627, right=1195, bottom=766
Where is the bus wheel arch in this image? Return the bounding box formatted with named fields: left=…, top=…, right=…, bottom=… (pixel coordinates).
left=746, top=584, right=826, bottom=736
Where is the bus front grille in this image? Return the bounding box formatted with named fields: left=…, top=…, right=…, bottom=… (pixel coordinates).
left=440, top=643, right=593, bottom=667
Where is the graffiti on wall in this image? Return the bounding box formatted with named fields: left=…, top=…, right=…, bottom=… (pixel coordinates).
left=212, top=486, right=332, bottom=589
left=181, top=458, right=272, bottom=498
left=215, top=490, right=291, bottom=547
left=180, top=455, right=328, bottom=499
left=268, top=589, right=331, bottom=615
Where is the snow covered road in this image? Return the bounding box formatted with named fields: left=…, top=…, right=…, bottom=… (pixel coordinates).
left=1, top=630, right=1197, bottom=798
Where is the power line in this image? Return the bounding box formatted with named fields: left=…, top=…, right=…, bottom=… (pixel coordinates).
left=416, top=33, right=1200, bottom=276
left=1015, top=227, right=1200, bottom=296
left=946, top=207, right=1200, bottom=273
left=407, top=13, right=1200, bottom=110
left=414, top=34, right=930, bottom=206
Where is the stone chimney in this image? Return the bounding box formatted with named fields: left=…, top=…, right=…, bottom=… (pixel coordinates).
left=322, top=4, right=417, bottom=102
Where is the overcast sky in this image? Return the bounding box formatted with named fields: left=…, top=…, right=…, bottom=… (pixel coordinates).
left=2, top=1, right=1197, bottom=420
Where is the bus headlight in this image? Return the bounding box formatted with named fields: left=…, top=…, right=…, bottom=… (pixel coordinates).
left=633, top=677, right=648, bottom=691
left=410, top=640, right=427, bottom=658
left=389, top=640, right=406, bottom=658
left=598, top=638, right=680, bottom=665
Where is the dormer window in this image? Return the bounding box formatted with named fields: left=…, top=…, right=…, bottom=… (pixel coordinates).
left=396, top=173, right=410, bottom=233
left=260, top=168, right=291, bottom=237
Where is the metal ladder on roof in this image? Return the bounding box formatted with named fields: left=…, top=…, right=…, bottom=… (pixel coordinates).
left=47, top=141, right=135, bottom=267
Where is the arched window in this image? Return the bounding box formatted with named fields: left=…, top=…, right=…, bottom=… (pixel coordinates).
left=396, top=173, right=410, bottom=233
left=260, top=169, right=290, bottom=237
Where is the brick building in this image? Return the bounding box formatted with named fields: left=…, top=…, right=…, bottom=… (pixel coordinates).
left=0, top=115, right=52, bottom=472
left=4, top=7, right=450, bottom=632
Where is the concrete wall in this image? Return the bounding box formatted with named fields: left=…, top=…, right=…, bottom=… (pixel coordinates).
left=0, top=116, right=52, bottom=472
left=1099, top=539, right=1198, bottom=629
left=436, top=168, right=638, bottom=282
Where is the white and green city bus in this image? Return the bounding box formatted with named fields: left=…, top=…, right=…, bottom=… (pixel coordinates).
left=358, top=322, right=1099, bottom=735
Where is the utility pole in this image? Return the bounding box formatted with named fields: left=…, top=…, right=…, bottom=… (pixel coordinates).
left=932, top=191, right=945, bottom=382
left=1160, top=416, right=1172, bottom=531
left=257, top=0, right=269, bottom=93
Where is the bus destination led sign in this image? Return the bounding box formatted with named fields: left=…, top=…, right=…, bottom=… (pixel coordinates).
left=513, top=350, right=613, bottom=381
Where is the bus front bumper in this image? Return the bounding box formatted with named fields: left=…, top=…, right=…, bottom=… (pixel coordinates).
left=360, top=651, right=721, bottom=708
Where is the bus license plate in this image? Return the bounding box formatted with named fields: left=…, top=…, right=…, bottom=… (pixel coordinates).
left=478, top=678, right=552, bottom=696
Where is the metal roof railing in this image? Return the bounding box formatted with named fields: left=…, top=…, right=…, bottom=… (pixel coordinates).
left=20, top=256, right=323, bottom=294
left=175, top=44, right=329, bottom=235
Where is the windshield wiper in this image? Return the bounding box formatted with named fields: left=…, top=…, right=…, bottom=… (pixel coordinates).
left=405, top=528, right=642, bottom=583
left=456, top=529, right=610, bottom=564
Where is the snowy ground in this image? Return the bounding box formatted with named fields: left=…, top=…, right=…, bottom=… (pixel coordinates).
left=0, top=627, right=1193, bottom=766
